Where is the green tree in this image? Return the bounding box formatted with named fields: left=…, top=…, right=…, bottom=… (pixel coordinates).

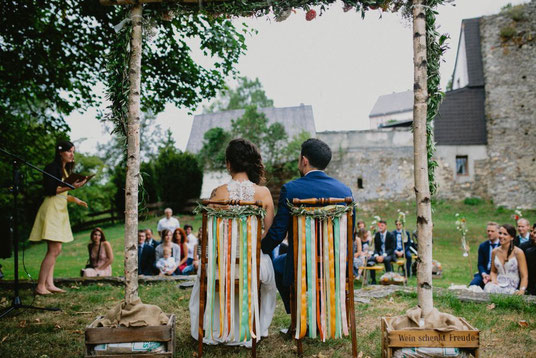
left=1, top=1, right=250, bottom=130
left=198, top=104, right=311, bottom=189
left=204, top=77, right=274, bottom=113
left=154, top=145, right=203, bottom=212
left=1, top=1, right=249, bottom=236
left=197, top=127, right=231, bottom=170
left=68, top=153, right=115, bottom=226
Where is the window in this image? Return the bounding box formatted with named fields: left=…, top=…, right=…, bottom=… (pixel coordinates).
left=357, top=177, right=364, bottom=189
left=456, top=156, right=468, bottom=176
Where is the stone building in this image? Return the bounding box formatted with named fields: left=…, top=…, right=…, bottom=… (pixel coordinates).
left=186, top=104, right=316, bottom=154
left=186, top=105, right=316, bottom=198
left=320, top=3, right=535, bottom=209
left=368, top=90, right=413, bottom=129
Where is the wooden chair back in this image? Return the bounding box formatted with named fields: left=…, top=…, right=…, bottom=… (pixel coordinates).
left=197, top=199, right=263, bottom=358
left=289, top=197, right=358, bottom=357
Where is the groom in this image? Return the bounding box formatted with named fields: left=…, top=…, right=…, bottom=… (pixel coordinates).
left=261, top=138, right=353, bottom=314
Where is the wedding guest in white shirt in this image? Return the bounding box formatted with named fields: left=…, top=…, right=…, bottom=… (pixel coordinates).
left=516, top=218, right=531, bottom=247
left=157, top=208, right=180, bottom=238
left=184, top=224, right=198, bottom=248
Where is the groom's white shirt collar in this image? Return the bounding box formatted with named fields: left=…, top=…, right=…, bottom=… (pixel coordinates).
left=305, top=170, right=323, bottom=176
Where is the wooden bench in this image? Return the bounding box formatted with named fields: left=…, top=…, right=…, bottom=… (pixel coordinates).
left=358, top=265, right=384, bottom=287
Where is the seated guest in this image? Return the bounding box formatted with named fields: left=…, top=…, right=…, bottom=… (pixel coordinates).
left=520, top=223, right=536, bottom=295
left=172, top=228, right=194, bottom=274
left=82, top=228, right=113, bottom=277
left=184, top=225, right=198, bottom=248
left=392, top=220, right=413, bottom=277
left=354, top=228, right=372, bottom=279
left=156, top=247, right=177, bottom=276
left=155, top=229, right=181, bottom=274
left=469, top=222, right=500, bottom=288
left=357, top=220, right=372, bottom=242
left=484, top=224, right=528, bottom=295
left=184, top=225, right=199, bottom=275
left=368, top=220, right=395, bottom=284
left=157, top=208, right=180, bottom=237
left=145, top=228, right=159, bottom=248
left=138, top=230, right=156, bottom=275
left=515, top=218, right=531, bottom=247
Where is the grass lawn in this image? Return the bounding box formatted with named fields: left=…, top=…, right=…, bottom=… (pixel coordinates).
left=0, top=199, right=535, bottom=357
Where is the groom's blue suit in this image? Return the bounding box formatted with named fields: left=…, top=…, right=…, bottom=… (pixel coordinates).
left=261, top=170, right=353, bottom=313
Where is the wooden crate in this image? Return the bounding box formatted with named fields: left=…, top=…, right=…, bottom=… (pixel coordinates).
left=381, top=317, right=479, bottom=358
left=84, top=314, right=175, bottom=357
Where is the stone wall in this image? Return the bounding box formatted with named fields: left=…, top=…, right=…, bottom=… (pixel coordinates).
left=319, top=130, right=493, bottom=202
left=480, top=2, right=536, bottom=209
left=435, top=145, right=490, bottom=201
left=318, top=129, right=414, bottom=202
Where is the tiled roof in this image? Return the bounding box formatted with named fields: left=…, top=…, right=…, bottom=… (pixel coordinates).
left=186, top=105, right=316, bottom=153
left=434, top=87, right=487, bottom=145
left=464, top=18, right=485, bottom=87
left=369, top=90, right=413, bottom=118
left=452, top=18, right=485, bottom=88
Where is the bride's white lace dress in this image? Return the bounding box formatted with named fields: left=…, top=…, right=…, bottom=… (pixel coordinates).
left=484, top=256, right=520, bottom=294
left=189, top=179, right=277, bottom=346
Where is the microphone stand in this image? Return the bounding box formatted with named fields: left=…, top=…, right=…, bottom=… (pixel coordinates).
left=0, top=147, right=74, bottom=319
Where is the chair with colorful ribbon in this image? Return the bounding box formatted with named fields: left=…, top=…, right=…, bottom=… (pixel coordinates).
left=289, top=197, right=358, bottom=357
left=196, top=199, right=264, bottom=358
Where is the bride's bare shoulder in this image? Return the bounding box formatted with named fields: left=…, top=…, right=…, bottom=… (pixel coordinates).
left=253, top=185, right=273, bottom=200
left=209, top=184, right=228, bottom=200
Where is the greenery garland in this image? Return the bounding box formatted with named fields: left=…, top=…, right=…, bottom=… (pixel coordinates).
left=194, top=203, right=267, bottom=218
left=287, top=201, right=357, bottom=220
left=152, top=0, right=408, bottom=19
left=425, top=0, right=448, bottom=196
left=102, top=10, right=132, bottom=138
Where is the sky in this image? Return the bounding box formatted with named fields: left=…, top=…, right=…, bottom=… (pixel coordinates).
left=66, top=0, right=530, bottom=154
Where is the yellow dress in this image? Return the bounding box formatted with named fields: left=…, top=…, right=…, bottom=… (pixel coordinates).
left=29, top=173, right=74, bottom=243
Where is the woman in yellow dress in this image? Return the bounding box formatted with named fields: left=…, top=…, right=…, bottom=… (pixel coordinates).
left=29, top=141, right=88, bottom=295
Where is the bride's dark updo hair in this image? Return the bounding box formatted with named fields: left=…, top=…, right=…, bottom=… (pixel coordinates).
left=225, top=138, right=265, bottom=185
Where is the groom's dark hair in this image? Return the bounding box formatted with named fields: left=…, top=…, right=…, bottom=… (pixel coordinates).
left=301, top=138, right=332, bottom=170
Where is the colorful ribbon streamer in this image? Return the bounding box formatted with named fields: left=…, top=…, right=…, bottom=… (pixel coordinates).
left=203, top=213, right=260, bottom=344
left=294, top=210, right=352, bottom=342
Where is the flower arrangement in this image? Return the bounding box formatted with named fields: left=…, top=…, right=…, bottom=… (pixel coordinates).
left=370, top=215, right=381, bottom=235
left=512, top=208, right=523, bottom=223
left=397, top=210, right=409, bottom=243
left=455, top=213, right=469, bottom=257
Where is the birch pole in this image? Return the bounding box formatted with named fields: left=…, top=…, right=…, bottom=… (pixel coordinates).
left=124, top=4, right=143, bottom=303
left=412, top=0, right=434, bottom=315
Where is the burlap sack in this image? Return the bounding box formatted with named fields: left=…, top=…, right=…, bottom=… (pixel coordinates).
left=94, top=297, right=169, bottom=327
left=389, top=306, right=468, bottom=332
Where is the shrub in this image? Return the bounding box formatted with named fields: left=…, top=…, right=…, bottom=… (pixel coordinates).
left=507, top=5, right=526, bottom=22
left=464, top=197, right=484, bottom=206
left=500, top=26, right=517, bottom=41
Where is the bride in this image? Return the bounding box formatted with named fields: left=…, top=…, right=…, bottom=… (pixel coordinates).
left=189, top=138, right=277, bottom=346
left=484, top=224, right=528, bottom=295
